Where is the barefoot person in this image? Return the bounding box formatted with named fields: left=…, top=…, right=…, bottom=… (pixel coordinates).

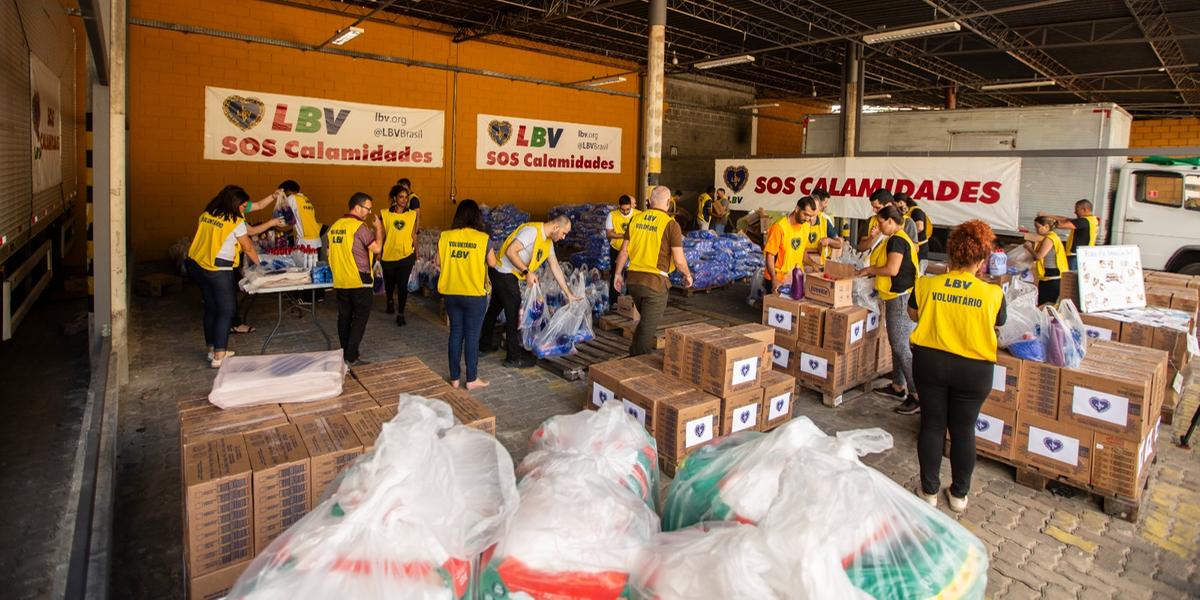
left=437, top=200, right=496, bottom=390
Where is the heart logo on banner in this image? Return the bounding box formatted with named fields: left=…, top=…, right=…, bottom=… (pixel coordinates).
left=975, top=419, right=990, bottom=432
left=1044, top=437, right=1064, bottom=453
left=741, top=364, right=751, bottom=377
left=488, top=120, right=512, bottom=146
left=222, top=95, right=265, bottom=131
left=694, top=422, right=706, bottom=438
left=1089, top=396, right=1111, bottom=413
left=740, top=410, right=751, bottom=424
left=724, top=165, right=749, bottom=193
left=808, top=359, right=819, bottom=370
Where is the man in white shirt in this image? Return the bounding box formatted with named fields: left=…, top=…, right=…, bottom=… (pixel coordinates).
left=605, top=194, right=638, bottom=308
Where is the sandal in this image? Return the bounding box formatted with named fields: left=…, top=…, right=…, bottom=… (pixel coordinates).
left=229, top=324, right=256, bottom=334
left=210, top=351, right=235, bottom=369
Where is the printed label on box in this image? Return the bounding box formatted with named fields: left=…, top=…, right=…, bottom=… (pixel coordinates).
left=799, top=353, right=829, bottom=379
left=974, top=413, right=1005, bottom=446
left=592, top=383, right=614, bottom=408
left=1071, top=386, right=1130, bottom=428
left=767, top=308, right=793, bottom=332
left=771, top=345, right=790, bottom=368
left=731, top=357, right=759, bottom=385
left=767, top=392, right=791, bottom=420
left=684, top=415, right=715, bottom=448
left=1138, top=437, right=1149, bottom=471
left=992, top=365, right=1006, bottom=392
left=849, top=320, right=865, bottom=344
left=1083, top=325, right=1114, bottom=342
left=1173, top=372, right=1184, bottom=395
left=621, top=399, right=647, bottom=426
left=1189, top=333, right=1199, bottom=356
left=866, top=312, right=880, bottom=332
left=731, top=404, right=758, bottom=433
left=1027, top=425, right=1080, bottom=466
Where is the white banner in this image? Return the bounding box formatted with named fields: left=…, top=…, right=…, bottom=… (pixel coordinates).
left=31, top=54, right=62, bottom=194
left=476, top=113, right=621, bottom=173
left=714, top=156, right=1021, bottom=231
left=204, top=86, right=444, bottom=167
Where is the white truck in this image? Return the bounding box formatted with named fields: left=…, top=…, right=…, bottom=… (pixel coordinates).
left=803, top=103, right=1200, bottom=273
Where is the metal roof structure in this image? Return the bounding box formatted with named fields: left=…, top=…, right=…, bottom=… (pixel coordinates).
left=283, top=0, right=1200, bottom=117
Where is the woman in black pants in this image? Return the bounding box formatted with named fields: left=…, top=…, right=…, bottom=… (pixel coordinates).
left=907, top=220, right=1007, bottom=512
left=379, top=185, right=419, bottom=326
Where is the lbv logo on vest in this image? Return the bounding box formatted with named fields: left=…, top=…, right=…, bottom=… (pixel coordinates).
left=790, top=238, right=803, bottom=251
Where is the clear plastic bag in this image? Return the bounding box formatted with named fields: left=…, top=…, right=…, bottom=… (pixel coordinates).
left=997, top=279, right=1042, bottom=349
left=228, top=396, right=519, bottom=600
left=208, top=350, right=346, bottom=409
left=1006, top=244, right=1035, bottom=272
left=1044, top=303, right=1086, bottom=368
left=530, top=273, right=595, bottom=359
left=629, top=522, right=786, bottom=600
left=519, top=281, right=548, bottom=351
left=372, top=261, right=385, bottom=295
left=746, top=268, right=765, bottom=306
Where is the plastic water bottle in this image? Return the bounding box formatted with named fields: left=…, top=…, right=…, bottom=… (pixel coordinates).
left=988, top=249, right=1008, bottom=276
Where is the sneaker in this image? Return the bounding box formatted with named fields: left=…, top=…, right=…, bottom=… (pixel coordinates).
left=916, top=486, right=938, bottom=507
left=351, top=359, right=372, bottom=367
left=947, top=491, right=969, bottom=513
left=895, top=397, right=921, bottom=415
left=874, top=384, right=908, bottom=400
left=395, top=315, right=407, bottom=327
left=210, top=351, right=235, bottom=369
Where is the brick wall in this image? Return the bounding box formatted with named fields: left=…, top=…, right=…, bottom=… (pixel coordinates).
left=660, top=77, right=754, bottom=214
left=128, top=0, right=638, bottom=260
left=755, top=99, right=833, bottom=156
left=1129, top=117, right=1200, bottom=150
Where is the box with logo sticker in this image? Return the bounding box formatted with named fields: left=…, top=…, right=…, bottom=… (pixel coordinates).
left=983, top=351, right=1022, bottom=412
left=972, top=407, right=1016, bottom=461
left=1015, top=413, right=1093, bottom=486
left=698, top=333, right=765, bottom=398
left=804, top=271, right=854, bottom=308
left=1018, top=360, right=1061, bottom=420
left=727, top=323, right=775, bottom=376
left=794, top=343, right=851, bottom=392
left=620, top=373, right=693, bottom=437
left=863, top=309, right=884, bottom=341
left=1079, top=313, right=1122, bottom=344
left=664, top=323, right=723, bottom=379
left=1058, top=343, right=1166, bottom=440
left=655, top=389, right=721, bottom=465
left=586, top=358, right=660, bottom=411
left=1091, top=418, right=1160, bottom=500
left=761, top=294, right=806, bottom=341
left=760, top=371, right=797, bottom=431
left=823, top=305, right=868, bottom=354
left=719, top=386, right=765, bottom=436
left=768, top=340, right=797, bottom=375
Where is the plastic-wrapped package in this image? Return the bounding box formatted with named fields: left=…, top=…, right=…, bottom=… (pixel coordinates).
left=669, top=231, right=737, bottom=289
left=482, top=204, right=531, bottom=252
left=228, top=396, right=519, bottom=600
left=549, top=204, right=614, bottom=271
left=519, top=282, right=548, bottom=351
left=997, top=279, right=1041, bottom=348
left=208, top=350, right=346, bottom=409
left=629, top=522, right=786, bottom=600
left=1044, top=303, right=1086, bottom=368
left=530, top=272, right=594, bottom=358
left=746, top=268, right=766, bottom=306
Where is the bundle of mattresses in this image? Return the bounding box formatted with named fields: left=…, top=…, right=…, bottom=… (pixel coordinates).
left=646, top=418, right=988, bottom=599
left=208, top=350, right=346, bottom=409
left=227, top=396, right=519, bottom=599
left=482, top=204, right=530, bottom=252
left=481, top=402, right=659, bottom=598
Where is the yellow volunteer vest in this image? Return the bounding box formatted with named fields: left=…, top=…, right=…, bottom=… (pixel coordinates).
left=380, top=209, right=417, bottom=261
left=329, top=216, right=371, bottom=289
left=870, top=229, right=919, bottom=300
left=697, top=193, right=712, bottom=224
left=1035, top=231, right=1069, bottom=282
left=500, top=223, right=553, bottom=280
left=438, top=228, right=490, bottom=297
left=766, top=217, right=811, bottom=281
left=292, top=193, right=320, bottom=242
left=609, top=208, right=640, bottom=251
left=1065, top=215, right=1099, bottom=256
left=910, top=271, right=1004, bottom=362
left=187, top=212, right=244, bottom=271
left=816, top=212, right=833, bottom=266
left=627, top=209, right=676, bottom=277
left=867, top=215, right=879, bottom=236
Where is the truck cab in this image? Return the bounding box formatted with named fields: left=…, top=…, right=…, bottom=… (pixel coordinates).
left=1109, top=159, right=1200, bottom=274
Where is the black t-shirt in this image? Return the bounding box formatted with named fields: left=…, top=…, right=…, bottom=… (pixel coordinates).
left=910, top=293, right=1008, bottom=327
left=909, top=207, right=930, bottom=259
left=886, top=235, right=918, bottom=294
left=408, top=195, right=421, bottom=210
left=1067, top=216, right=1093, bottom=253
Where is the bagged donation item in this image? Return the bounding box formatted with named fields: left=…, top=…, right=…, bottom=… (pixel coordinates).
left=630, top=522, right=786, bottom=599
left=228, top=396, right=518, bottom=600
left=988, top=249, right=1007, bottom=276
left=530, top=272, right=595, bottom=358
left=519, top=281, right=548, bottom=351
left=747, top=268, right=766, bottom=306
left=669, top=232, right=763, bottom=290
left=208, top=350, right=346, bottom=409
left=481, top=403, right=659, bottom=599
left=482, top=204, right=530, bottom=252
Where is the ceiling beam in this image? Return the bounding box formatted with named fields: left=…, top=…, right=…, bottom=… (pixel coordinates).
left=1123, top=0, right=1200, bottom=109
left=455, top=0, right=640, bottom=43
left=927, top=33, right=1200, bottom=56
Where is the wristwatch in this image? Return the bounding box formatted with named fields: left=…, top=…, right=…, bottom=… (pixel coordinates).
left=521, top=269, right=529, bottom=277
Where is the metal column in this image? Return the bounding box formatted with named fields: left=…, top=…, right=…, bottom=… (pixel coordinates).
left=640, top=0, right=666, bottom=201
left=109, top=0, right=128, bottom=385
left=839, top=41, right=863, bottom=157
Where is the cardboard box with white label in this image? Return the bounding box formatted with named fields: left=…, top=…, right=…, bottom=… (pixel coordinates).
left=726, top=323, right=775, bottom=376
left=586, top=357, right=660, bottom=411
left=656, top=389, right=721, bottom=465
left=620, top=373, right=693, bottom=437
left=983, top=351, right=1022, bottom=412
left=698, top=333, right=765, bottom=398
left=794, top=343, right=850, bottom=392
left=759, top=371, right=796, bottom=431
left=823, top=305, right=868, bottom=354
left=973, top=407, right=1017, bottom=461
left=1015, top=413, right=1093, bottom=486
left=720, top=386, right=765, bottom=436
left=769, top=341, right=795, bottom=374
left=1058, top=341, right=1167, bottom=441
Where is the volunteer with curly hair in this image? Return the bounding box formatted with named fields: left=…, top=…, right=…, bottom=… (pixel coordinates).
left=856, top=205, right=920, bottom=414
left=908, top=219, right=1008, bottom=511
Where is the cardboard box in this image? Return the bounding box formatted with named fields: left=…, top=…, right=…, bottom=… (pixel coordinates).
left=974, top=407, right=1017, bottom=461
left=588, top=357, right=660, bottom=410
left=182, top=435, right=253, bottom=577
left=720, top=386, right=764, bottom=435
left=761, top=294, right=807, bottom=341
left=863, top=309, right=884, bottom=341
left=1145, top=271, right=1196, bottom=286
left=1060, top=271, right=1079, bottom=305
left=983, top=351, right=1022, bottom=412
left=1079, top=313, right=1122, bottom=344
left=804, top=271, right=854, bottom=307
left=181, top=405, right=291, bottom=446
left=349, top=356, right=427, bottom=379
left=1092, top=420, right=1160, bottom=500
left=1119, top=320, right=1156, bottom=348
left=295, top=415, right=363, bottom=507
left=925, top=261, right=949, bottom=275
left=727, top=323, right=775, bottom=376
left=632, top=353, right=664, bottom=372
left=187, top=559, right=248, bottom=600
left=617, top=294, right=640, bottom=320
left=342, top=406, right=396, bottom=452
left=669, top=329, right=728, bottom=384
left=823, top=305, right=868, bottom=354
left=874, top=335, right=893, bottom=375
left=769, top=341, right=795, bottom=374
left=620, top=373, right=693, bottom=436
left=794, top=343, right=850, bottom=392
left=760, top=371, right=796, bottom=431
left=655, top=390, right=721, bottom=463
left=1059, top=363, right=1160, bottom=441
left=245, top=424, right=311, bottom=554
left=980, top=272, right=1013, bottom=294
left=1151, top=325, right=1189, bottom=370
left=177, top=395, right=213, bottom=416
left=1019, top=360, right=1061, bottom=420
left=281, top=395, right=378, bottom=421
left=698, top=333, right=765, bottom=398
left=424, top=388, right=497, bottom=435
left=1145, top=287, right=1173, bottom=308
left=1015, top=413, right=1093, bottom=486
left=664, top=323, right=723, bottom=378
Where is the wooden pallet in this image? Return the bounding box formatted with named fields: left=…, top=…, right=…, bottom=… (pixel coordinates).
left=537, top=329, right=631, bottom=381
left=596, top=306, right=736, bottom=349
left=796, top=374, right=885, bottom=408
left=977, top=452, right=1152, bottom=522
left=672, top=281, right=731, bottom=296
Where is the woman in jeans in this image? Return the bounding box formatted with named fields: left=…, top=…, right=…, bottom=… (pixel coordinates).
left=908, top=220, right=1007, bottom=511
left=185, top=185, right=280, bottom=368
left=379, top=185, right=419, bottom=326
left=437, top=199, right=496, bottom=390
left=857, top=205, right=921, bottom=414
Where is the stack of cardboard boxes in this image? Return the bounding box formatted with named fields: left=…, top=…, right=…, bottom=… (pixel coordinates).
left=586, top=323, right=796, bottom=476
left=974, top=341, right=1167, bottom=505
left=762, top=267, right=888, bottom=406
left=179, top=357, right=494, bottom=599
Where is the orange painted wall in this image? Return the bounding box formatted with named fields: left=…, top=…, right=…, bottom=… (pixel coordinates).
left=128, top=0, right=638, bottom=260
left=755, top=99, right=832, bottom=156
left=1130, top=117, right=1200, bottom=149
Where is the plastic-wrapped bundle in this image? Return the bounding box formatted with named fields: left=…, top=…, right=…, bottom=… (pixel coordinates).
left=208, top=350, right=346, bottom=409
left=519, top=282, right=548, bottom=351
left=721, top=233, right=765, bottom=280
left=482, top=204, right=530, bottom=252
left=530, top=271, right=594, bottom=358
left=669, top=231, right=736, bottom=289
left=629, top=523, right=786, bottom=600
left=481, top=402, right=660, bottom=600
left=548, top=204, right=612, bottom=249
left=585, top=267, right=610, bottom=318
left=568, top=236, right=614, bottom=271
left=311, top=263, right=333, bottom=285
left=746, top=269, right=766, bottom=306
left=228, top=396, right=519, bottom=600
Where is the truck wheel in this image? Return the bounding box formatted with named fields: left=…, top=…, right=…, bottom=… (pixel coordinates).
left=1180, top=263, right=1200, bottom=276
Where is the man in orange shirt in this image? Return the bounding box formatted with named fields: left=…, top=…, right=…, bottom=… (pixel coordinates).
left=763, top=196, right=832, bottom=293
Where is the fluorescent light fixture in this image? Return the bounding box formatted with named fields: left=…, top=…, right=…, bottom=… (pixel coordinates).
left=330, top=26, right=364, bottom=46
left=863, top=21, right=961, bottom=44
left=738, top=102, right=780, bottom=110
left=979, top=80, right=1057, bottom=91
left=695, top=54, right=755, bottom=70
left=863, top=93, right=892, bottom=100
left=585, top=76, right=627, bottom=87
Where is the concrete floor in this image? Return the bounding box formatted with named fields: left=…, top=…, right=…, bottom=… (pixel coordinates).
left=112, top=280, right=1200, bottom=599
